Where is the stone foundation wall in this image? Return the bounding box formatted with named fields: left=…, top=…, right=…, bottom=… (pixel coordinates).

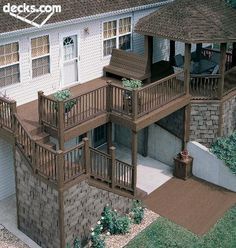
left=15, top=149, right=60, bottom=248
left=190, top=103, right=220, bottom=147
left=64, top=181, right=133, bottom=246
left=222, top=95, right=236, bottom=136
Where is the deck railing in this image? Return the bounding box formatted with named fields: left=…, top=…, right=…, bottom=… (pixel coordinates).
left=90, top=146, right=135, bottom=193
left=202, top=48, right=233, bottom=71
left=63, top=143, right=85, bottom=183
left=190, top=74, right=221, bottom=100
left=0, top=96, right=16, bottom=131
left=137, top=71, right=185, bottom=118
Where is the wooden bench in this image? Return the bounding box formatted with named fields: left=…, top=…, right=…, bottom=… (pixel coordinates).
left=104, top=49, right=151, bottom=81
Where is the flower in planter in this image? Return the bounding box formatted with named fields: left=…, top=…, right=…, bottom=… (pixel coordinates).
left=53, top=89, right=76, bottom=113
left=180, top=149, right=190, bottom=160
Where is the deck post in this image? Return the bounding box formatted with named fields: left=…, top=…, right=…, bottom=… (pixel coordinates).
left=110, top=146, right=116, bottom=189
left=183, top=104, right=191, bottom=149
left=218, top=43, right=227, bottom=99
left=83, top=137, right=90, bottom=175
left=132, top=89, right=138, bottom=121
left=232, top=42, right=236, bottom=67
left=169, top=40, right=176, bottom=66
left=144, top=35, right=153, bottom=82
left=10, top=100, right=17, bottom=131
left=196, top=43, right=202, bottom=62
left=38, top=91, right=44, bottom=126
left=184, top=43, right=191, bottom=96
left=106, top=80, right=112, bottom=112
left=58, top=100, right=65, bottom=150
left=32, top=139, right=37, bottom=174
left=107, top=122, right=113, bottom=154
left=131, top=130, right=138, bottom=197
left=57, top=150, right=65, bottom=189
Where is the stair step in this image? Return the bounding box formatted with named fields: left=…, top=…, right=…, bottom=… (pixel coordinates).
left=43, top=142, right=57, bottom=150
left=29, top=126, right=42, bottom=136
left=32, top=132, right=50, bottom=143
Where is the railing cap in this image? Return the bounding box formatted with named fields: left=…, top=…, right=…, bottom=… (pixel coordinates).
left=109, top=146, right=116, bottom=151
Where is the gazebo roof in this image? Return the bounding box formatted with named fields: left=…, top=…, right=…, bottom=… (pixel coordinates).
left=135, top=0, right=236, bottom=43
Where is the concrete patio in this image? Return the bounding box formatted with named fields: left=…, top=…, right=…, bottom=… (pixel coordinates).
left=100, top=144, right=173, bottom=194
left=0, top=195, right=40, bottom=248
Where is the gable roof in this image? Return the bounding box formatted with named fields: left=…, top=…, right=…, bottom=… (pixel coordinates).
left=0, top=0, right=167, bottom=36
left=135, top=0, right=236, bottom=43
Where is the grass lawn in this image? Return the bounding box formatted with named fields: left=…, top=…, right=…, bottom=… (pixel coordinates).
left=126, top=205, right=236, bottom=248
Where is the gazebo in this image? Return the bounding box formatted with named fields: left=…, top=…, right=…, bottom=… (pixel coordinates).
left=135, top=0, right=236, bottom=99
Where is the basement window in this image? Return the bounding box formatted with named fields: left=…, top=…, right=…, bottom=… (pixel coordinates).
left=31, top=35, right=50, bottom=78
left=103, top=17, right=132, bottom=56
left=0, top=42, right=20, bottom=88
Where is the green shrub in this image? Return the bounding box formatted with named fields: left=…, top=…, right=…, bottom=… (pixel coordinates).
left=53, top=89, right=76, bottom=113
left=210, top=132, right=236, bottom=174
left=100, top=206, right=131, bottom=235
left=66, top=237, right=81, bottom=248
left=90, top=221, right=105, bottom=248
left=130, top=200, right=145, bottom=224
left=122, top=78, right=143, bottom=90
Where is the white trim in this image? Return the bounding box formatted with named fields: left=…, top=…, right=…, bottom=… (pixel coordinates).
left=59, top=31, right=80, bottom=88
left=29, top=34, right=51, bottom=79
left=0, top=1, right=172, bottom=38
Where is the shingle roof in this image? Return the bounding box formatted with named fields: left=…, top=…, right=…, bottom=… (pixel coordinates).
left=135, top=0, right=236, bottom=43
left=0, top=0, right=166, bottom=35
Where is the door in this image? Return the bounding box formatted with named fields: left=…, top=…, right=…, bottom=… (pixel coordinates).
left=93, top=125, right=107, bottom=148
left=62, top=35, right=79, bottom=86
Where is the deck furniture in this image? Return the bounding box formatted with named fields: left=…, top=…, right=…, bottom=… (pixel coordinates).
left=103, top=49, right=151, bottom=81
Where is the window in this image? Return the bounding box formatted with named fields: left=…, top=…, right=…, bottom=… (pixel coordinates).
left=31, top=35, right=50, bottom=78
left=0, top=42, right=20, bottom=88
left=103, top=17, right=132, bottom=56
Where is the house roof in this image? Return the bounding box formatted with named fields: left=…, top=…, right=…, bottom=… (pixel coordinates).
left=135, top=0, right=236, bottom=43
left=0, top=0, right=167, bottom=35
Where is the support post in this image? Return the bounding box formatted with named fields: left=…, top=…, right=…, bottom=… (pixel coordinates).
left=109, top=146, right=116, bottom=189
left=10, top=100, right=17, bottom=131
left=183, top=104, right=191, bottom=149
left=83, top=137, right=90, bottom=175
left=218, top=43, right=227, bottom=99
left=57, top=150, right=65, bottom=189
left=169, top=40, right=176, bottom=66
left=144, top=35, right=153, bottom=82
left=196, top=43, right=202, bottom=62
left=142, top=127, right=149, bottom=157
left=132, top=89, right=138, bottom=121
left=131, top=130, right=138, bottom=196
left=232, top=42, right=236, bottom=68
left=106, top=80, right=112, bottom=112
left=107, top=122, right=113, bottom=154
left=32, top=139, right=37, bottom=174
left=38, top=91, right=44, bottom=125
left=184, top=43, right=191, bottom=95
left=58, top=100, right=65, bottom=150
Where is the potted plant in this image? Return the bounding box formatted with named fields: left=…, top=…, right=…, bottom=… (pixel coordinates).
left=122, top=78, right=142, bottom=114
left=180, top=149, right=190, bottom=161
left=53, top=89, right=76, bottom=113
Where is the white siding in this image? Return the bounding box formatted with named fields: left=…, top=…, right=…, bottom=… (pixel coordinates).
left=0, top=138, right=15, bottom=200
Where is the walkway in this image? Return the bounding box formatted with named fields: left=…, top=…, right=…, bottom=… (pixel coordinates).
left=0, top=195, right=40, bottom=248
left=144, top=177, right=236, bottom=235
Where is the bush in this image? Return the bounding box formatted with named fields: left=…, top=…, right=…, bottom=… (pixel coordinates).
left=211, top=132, right=236, bottom=174
left=66, top=237, right=81, bottom=248
left=91, top=222, right=105, bottom=248
left=130, top=200, right=145, bottom=224
left=100, top=206, right=131, bottom=235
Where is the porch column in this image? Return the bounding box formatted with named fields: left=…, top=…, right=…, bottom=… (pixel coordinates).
left=131, top=130, right=138, bottom=196
left=218, top=43, right=227, bottom=99
left=184, top=43, right=191, bottom=95
left=107, top=122, right=113, bottom=154
left=196, top=43, right=202, bottom=62
left=183, top=104, right=191, bottom=149
left=232, top=42, right=236, bottom=67
left=169, top=40, right=176, bottom=66
left=144, top=35, right=153, bottom=82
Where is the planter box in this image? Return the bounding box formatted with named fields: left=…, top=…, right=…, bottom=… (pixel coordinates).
left=173, top=156, right=193, bottom=180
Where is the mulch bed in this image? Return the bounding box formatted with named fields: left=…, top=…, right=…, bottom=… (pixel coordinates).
left=144, top=177, right=236, bottom=235
left=0, top=225, right=29, bottom=248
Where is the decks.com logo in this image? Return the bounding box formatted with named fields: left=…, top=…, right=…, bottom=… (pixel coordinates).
left=3, top=3, right=62, bottom=28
